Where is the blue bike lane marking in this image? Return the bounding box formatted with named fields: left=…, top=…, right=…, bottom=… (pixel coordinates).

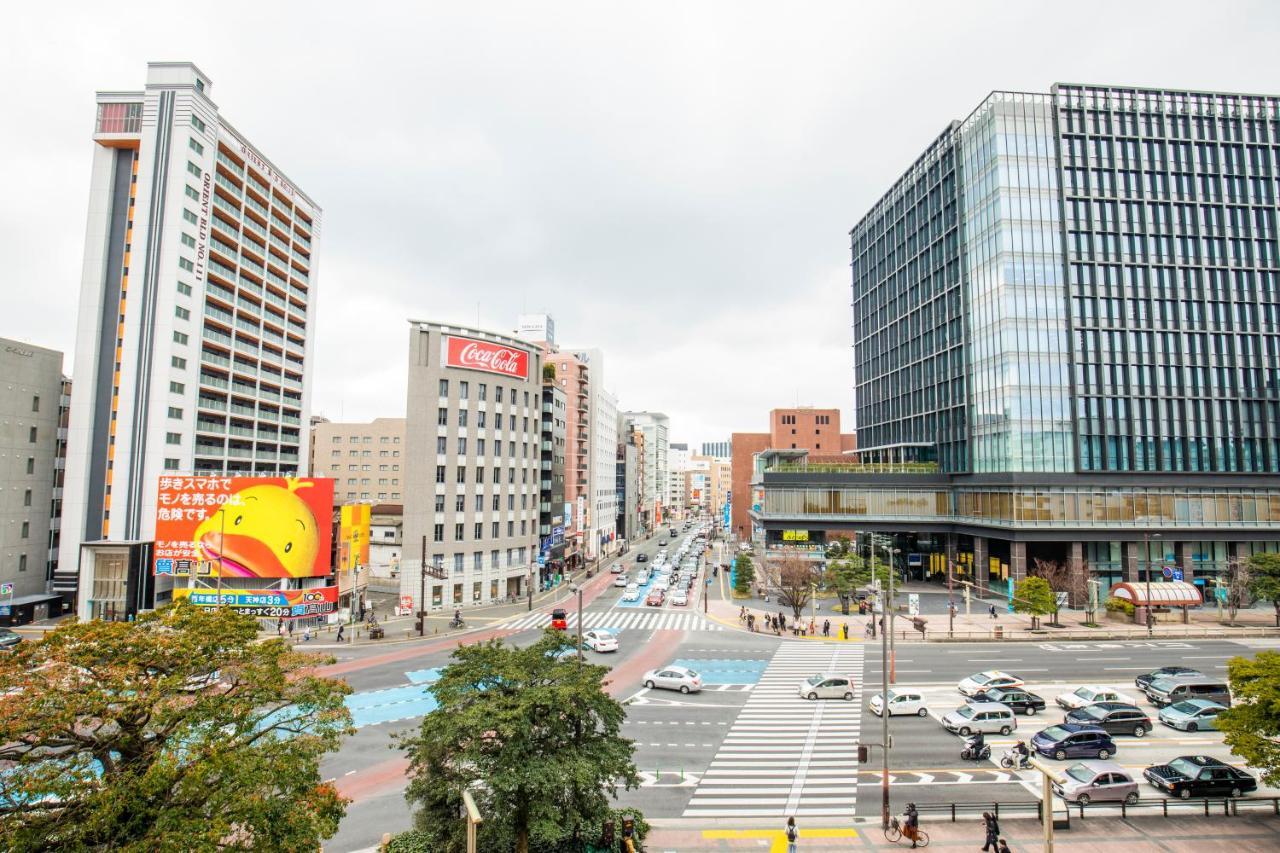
left=346, top=669, right=443, bottom=728
left=668, top=658, right=767, bottom=685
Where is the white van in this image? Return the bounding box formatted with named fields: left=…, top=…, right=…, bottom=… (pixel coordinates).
left=942, top=702, right=1018, bottom=736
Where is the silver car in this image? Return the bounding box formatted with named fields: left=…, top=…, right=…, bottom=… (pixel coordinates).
left=1053, top=760, right=1140, bottom=806
left=642, top=665, right=702, bottom=694
left=798, top=673, right=857, bottom=701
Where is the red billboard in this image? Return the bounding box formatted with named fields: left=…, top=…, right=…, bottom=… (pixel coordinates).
left=154, top=476, right=334, bottom=578
left=444, top=335, right=529, bottom=379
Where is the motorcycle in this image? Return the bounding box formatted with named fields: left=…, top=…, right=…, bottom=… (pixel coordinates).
left=999, top=748, right=1031, bottom=770
left=448, top=617, right=466, bottom=629
left=960, top=734, right=991, bottom=761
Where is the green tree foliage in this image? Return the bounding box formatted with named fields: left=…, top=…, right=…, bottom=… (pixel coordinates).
left=732, top=553, right=755, bottom=596
left=826, top=554, right=867, bottom=614
left=1247, top=552, right=1280, bottom=627
left=396, top=632, right=642, bottom=853
left=824, top=536, right=852, bottom=559
left=1012, top=576, right=1057, bottom=630
left=1217, top=651, right=1280, bottom=786
left=0, top=601, right=352, bottom=851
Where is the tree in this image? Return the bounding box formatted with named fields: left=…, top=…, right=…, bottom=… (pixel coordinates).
left=396, top=632, right=642, bottom=853
left=0, top=601, right=352, bottom=851
left=826, top=554, right=868, bottom=615
left=1217, top=651, right=1280, bottom=786
left=824, top=536, right=852, bottom=559
left=773, top=556, right=817, bottom=621
left=1031, top=557, right=1086, bottom=627
left=732, top=552, right=755, bottom=597
left=1011, top=576, right=1057, bottom=631
left=1222, top=559, right=1253, bottom=625
left=1246, top=552, right=1280, bottom=628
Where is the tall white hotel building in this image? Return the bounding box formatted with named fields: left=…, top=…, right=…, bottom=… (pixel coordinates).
left=58, top=62, right=321, bottom=617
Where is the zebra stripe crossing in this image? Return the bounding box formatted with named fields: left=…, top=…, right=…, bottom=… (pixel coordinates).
left=682, top=643, right=864, bottom=818
left=499, top=609, right=723, bottom=632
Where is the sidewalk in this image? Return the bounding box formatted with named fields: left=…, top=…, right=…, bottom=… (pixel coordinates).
left=645, top=813, right=1280, bottom=850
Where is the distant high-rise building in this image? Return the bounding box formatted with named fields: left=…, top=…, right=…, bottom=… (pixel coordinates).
left=621, top=412, right=670, bottom=524
left=60, top=62, right=322, bottom=617
left=700, top=440, right=731, bottom=459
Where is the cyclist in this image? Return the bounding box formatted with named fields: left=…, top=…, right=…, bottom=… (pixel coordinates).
left=904, top=802, right=920, bottom=848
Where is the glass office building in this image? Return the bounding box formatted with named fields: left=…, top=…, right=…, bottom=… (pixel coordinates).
left=774, top=84, right=1280, bottom=590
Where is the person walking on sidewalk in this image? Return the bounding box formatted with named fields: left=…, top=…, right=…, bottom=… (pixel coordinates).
left=784, top=816, right=798, bottom=853
left=981, top=812, right=1000, bottom=851
left=336, top=623, right=345, bottom=643
left=841, top=622, right=849, bottom=640
left=822, top=618, right=830, bottom=637
left=989, top=603, right=998, bottom=619
left=997, top=840, right=1011, bottom=853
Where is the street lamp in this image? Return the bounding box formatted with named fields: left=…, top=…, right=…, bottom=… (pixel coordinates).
left=882, top=544, right=900, bottom=684
left=568, top=582, right=584, bottom=662
left=1143, top=532, right=1162, bottom=637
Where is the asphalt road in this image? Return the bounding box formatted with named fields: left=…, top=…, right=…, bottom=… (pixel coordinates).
left=302, top=526, right=1278, bottom=852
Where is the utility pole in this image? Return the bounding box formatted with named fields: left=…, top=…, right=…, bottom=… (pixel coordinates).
left=880, top=577, right=891, bottom=829
left=418, top=534, right=447, bottom=636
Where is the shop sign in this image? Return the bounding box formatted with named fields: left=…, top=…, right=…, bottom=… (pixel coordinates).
left=443, top=335, right=529, bottom=379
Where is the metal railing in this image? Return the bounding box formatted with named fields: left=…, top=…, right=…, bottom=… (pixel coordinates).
left=915, top=795, right=1280, bottom=822
left=767, top=462, right=940, bottom=474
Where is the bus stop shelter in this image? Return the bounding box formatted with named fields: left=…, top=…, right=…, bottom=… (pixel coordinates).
left=1108, top=581, right=1203, bottom=624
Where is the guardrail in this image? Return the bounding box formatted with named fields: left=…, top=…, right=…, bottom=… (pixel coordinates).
left=914, top=795, right=1280, bottom=822
left=766, top=462, right=940, bottom=474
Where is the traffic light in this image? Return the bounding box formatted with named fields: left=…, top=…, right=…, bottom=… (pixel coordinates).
left=911, top=617, right=927, bottom=635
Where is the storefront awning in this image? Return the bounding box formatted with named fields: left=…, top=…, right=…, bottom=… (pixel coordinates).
left=1109, top=581, right=1202, bottom=607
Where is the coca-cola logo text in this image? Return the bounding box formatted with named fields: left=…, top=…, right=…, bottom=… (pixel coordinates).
left=444, top=336, right=529, bottom=379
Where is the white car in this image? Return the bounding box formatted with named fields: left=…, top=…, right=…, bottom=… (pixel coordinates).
left=583, top=629, right=619, bottom=652
left=671, top=589, right=689, bottom=606
left=958, top=670, right=1025, bottom=697
left=653, top=576, right=670, bottom=592
left=614, top=573, right=628, bottom=588
left=1056, top=685, right=1136, bottom=710
left=636, top=570, right=650, bottom=585
left=870, top=690, right=928, bottom=717
left=622, top=583, right=640, bottom=602
left=642, top=665, right=702, bottom=694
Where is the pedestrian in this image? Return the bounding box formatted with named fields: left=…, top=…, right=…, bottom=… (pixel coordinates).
left=822, top=619, right=830, bottom=637
left=747, top=613, right=755, bottom=632
left=989, top=603, right=998, bottom=619
left=997, top=840, right=1011, bottom=853
left=784, top=816, right=798, bottom=853
left=865, top=621, right=874, bottom=638
left=276, top=617, right=284, bottom=635
left=808, top=619, right=816, bottom=636
left=287, top=619, right=295, bottom=639
left=278, top=621, right=288, bottom=639
left=841, top=622, right=849, bottom=640
left=739, top=606, right=747, bottom=622
left=981, top=811, right=1000, bottom=851
left=336, top=623, right=345, bottom=643
left=779, top=612, right=787, bottom=631
left=302, top=624, right=312, bottom=642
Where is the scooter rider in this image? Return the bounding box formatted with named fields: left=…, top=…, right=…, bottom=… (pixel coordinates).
left=963, top=730, right=987, bottom=759
left=1012, top=739, right=1030, bottom=768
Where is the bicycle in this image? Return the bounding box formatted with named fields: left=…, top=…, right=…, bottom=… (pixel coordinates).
left=884, top=817, right=930, bottom=847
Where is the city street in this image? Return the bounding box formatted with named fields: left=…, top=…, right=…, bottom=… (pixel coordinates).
left=303, top=528, right=1280, bottom=851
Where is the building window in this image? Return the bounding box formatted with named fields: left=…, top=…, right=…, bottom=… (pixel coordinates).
left=477, top=438, right=486, bottom=456
left=168, top=406, right=183, bottom=418
left=437, top=436, right=447, bottom=454
left=21, top=521, right=30, bottom=538
left=454, top=522, right=464, bottom=540
left=18, top=554, right=27, bottom=572
left=454, top=553, right=464, bottom=573
left=185, top=185, right=200, bottom=201
left=474, top=494, right=484, bottom=511
left=189, top=137, right=204, bottom=155
left=477, top=411, right=487, bottom=428
left=31, top=396, right=39, bottom=412
left=186, top=161, right=202, bottom=178
left=507, top=521, right=514, bottom=537
left=458, top=410, right=468, bottom=428
left=475, top=466, right=484, bottom=482
left=177, top=282, right=192, bottom=297
left=492, top=521, right=500, bottom=538
left=333, top=436, right=342, bottom=443
left=435, top=465, right=446, bottom=483
left=438, top=407, right=448, bottom=426
left=474, top=551, right=483, bottom=570
left=172, top=356, right=187, bottom=369
left=28, top=426, right=37, bottom=443
left=433, top=523, right=444, bottom=542
left=166, top=432, right=181, bottom=444
left=457, top=467, right=466, bottom=483
left=175, top=306, right=190, bottom=320
left=170, top=381, right=185, bottom=393
left=455, top=494, right=465, bottom=512
left=474, top=522, right=483, bottom=540
left=496, top=387, right=504, bottom=403
left=174, top=329, right=189, bottom=344
left=23, top=489, right=32, bottom=507
left=25, top=457, right=34, bottom=474
left=492, top=494, right=500, bottom=511
left=191, top=114, right=206, bottom=132
left=435, top=495, right=445, bottom=511
left=460, top=381, right=469, bottom=400
left=457, top=436, right=467, bottom=455
left=439, top=379, right=449, bottom=396
left=183, top=209, right=198, bottom=225
left=164, top=458, right=179, bottom=470
left=479, top=384, right=487, bottom=401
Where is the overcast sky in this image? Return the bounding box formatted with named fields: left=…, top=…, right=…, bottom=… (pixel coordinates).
left=4, top=1, right=1278, bottom=448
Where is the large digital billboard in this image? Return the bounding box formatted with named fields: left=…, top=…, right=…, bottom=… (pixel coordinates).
left=154, top=476, right=334, bottom=578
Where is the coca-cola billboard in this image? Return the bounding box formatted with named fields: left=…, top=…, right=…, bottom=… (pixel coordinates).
left=443, top=335, right=529, bottom=380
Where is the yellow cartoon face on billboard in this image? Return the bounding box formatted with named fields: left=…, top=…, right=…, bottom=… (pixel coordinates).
left=193, top=479, right=323, bottom=578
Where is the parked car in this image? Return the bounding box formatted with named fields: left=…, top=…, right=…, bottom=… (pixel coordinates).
left=870, top=690, right=928, bottom=717
left=0, top=628, right=21, bottom=652
left=1135, top=666, right=1201, bottom=690
left=671, top=589, right=689, bottom=606
left=1064, top=702, right=1152, bottom=737
left=642, top=665, right=702, bottom=694
left=1144, top=676, right=1232, bottom=709
left=614, top=573, right=629, bottom=588
left=1032, top=724, right=1117, bottom=761
left=942, top=702, right=1018, bottom=736
left=1056, top=685, right=1135, bottom=711
left=622, top=583, right=641, bottom=602
left=1159, top=699, right=1228, bottom=732
left=1053, top=760, right=1140, bottom=806
left=798, top=673, right=858, bottom=701
left=958, top=671, right=1025, bottom=697
left=1144, top=755, right=1257, bottom=799
left=965, top=686, right=1047, bottom=715
left=582, top=629, right=619, bottom=653
left=645, top=589, right=665, bottom=607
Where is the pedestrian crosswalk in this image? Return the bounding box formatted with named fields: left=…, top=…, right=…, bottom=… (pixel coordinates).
left=682, top=643, right=864, bottom=819
left=499, top=609, right=723, bottom=632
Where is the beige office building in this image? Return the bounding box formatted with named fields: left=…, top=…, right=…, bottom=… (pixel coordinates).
left=309, top=417, right=406, bottom=503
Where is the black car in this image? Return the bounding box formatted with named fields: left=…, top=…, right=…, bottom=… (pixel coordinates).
left=965, top=686, right=1047, bottom=715
left=1144, top=755, right=1258, bottom=799
left=1135, top=666, right=1202, bottom=691
left=636, top=554, right=648, bottom=563
left=0, top=627, right=21, bottom=651
left=1065, top=702, right=1153, bottom=737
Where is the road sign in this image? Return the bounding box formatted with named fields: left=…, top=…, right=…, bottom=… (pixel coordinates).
left=0, top=582, right=12, bottom=596
left=1162, top=566, right=1173, bottom=579
left=1172, top=568, right=1184, bottom=581
left=0, top=605, right=9, bottom=616
left=908, top=593, right=920, bottom=616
